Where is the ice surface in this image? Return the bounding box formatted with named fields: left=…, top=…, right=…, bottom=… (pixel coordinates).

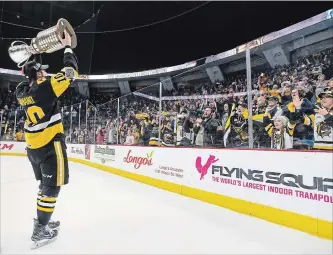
left=1, top=156, right=332, bottom=254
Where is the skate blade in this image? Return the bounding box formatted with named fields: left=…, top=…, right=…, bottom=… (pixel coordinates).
left=31, top=237, right=57, bottom=250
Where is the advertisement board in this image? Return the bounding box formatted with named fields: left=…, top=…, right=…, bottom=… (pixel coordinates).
left=236, top=39, right=263, bottom=53
left=67, top=144, right=86, bottom=160
left=87, top=145, right=332, bottom=222
left=92, top=145, right=116, bottom=165
left=0, top=143, right=15, bottom=151
left=181, top=149, right=332, bottom=222
left=88, top=146, right=185, bottom=185
left=1, top=142, right=332, bottom=238
left=121, top=147, right=184, bottom=184
left=85, top=144, right=91, bottom=160
left=0, top=142, right=26, bottom=153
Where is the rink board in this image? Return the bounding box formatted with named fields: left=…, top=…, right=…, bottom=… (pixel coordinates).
left=1, top=142, right=332, bottom=240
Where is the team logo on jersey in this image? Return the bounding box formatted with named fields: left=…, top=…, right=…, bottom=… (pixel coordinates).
left=317, top=122, right=332, bottom=138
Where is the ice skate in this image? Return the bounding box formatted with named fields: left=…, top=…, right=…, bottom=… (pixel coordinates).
left=34, top=218, right=60, bottom=231
left=48, top=220, right=60, bottom=230
left=31, top=220, right=58, bottom=249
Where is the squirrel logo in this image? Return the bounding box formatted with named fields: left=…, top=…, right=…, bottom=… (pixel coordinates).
left=195, top=155, right=219, bottom=180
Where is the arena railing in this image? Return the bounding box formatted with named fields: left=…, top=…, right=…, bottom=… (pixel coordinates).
left=1, top=9, right=332, bottom=151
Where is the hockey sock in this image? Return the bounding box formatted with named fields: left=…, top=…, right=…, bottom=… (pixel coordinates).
left=37, top=186, right=60, bottom=226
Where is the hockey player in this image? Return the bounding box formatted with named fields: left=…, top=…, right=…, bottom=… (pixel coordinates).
left=15, top=30, right=78, bottom=248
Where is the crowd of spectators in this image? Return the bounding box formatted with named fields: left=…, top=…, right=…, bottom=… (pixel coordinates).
left=83, top=48, right=333, bottom=151
left=1, top=47, right=332, bottom=151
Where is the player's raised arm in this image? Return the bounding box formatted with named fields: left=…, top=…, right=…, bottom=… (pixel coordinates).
left=33, top=53, right=42, bottom=64
left=50, top=30, right=79, bottom=98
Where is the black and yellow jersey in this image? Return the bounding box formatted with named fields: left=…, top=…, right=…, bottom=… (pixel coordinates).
left=15, top=48, right=78, bottom=149
left=313, top=105, right=333, bottom=150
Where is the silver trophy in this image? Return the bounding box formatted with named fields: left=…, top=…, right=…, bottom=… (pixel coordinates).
left=8, top=18, right=77, bottom=67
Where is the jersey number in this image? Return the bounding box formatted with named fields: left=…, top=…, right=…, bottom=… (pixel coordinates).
left=25, top=106, right=45, bottom=125
left=54, top=73, right=67, bottom=83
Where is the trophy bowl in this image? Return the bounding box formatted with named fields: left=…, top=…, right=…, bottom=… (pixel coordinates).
left=8, top=41, right=32, bottom=67
left=8, top=18, right=77, bottom=68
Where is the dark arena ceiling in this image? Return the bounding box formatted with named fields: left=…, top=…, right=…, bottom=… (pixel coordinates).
left=0, top=1, right=332, bottom=74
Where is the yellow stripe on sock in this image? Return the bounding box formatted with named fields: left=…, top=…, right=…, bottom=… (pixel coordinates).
left=41, top=197, right=57, bottom=202
left=37, top=206, right=54, bottom=213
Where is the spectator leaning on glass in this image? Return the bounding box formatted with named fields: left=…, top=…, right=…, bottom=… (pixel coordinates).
left=193, top=107, right=219, bottom=147
left=313, top=90, right=333, bottom=150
